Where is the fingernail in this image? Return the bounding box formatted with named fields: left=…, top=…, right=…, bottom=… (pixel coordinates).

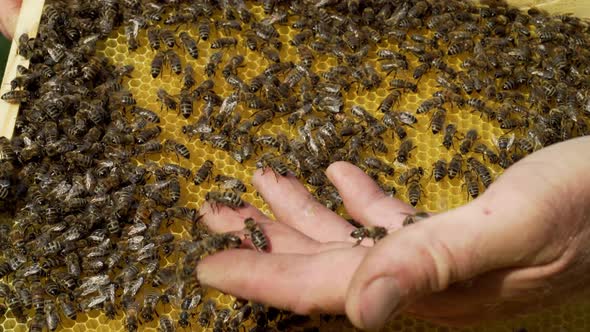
left=360, top=277, right=401, bottom=331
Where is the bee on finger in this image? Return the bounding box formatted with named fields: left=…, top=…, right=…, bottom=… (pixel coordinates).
left=215, top=174, right=246, bottom=193
left=402, top=211, right=430, bottom=226
left=350, top=226, right=387, bottom=246
left=244, top=218, right=269, bottom=252
left=363, top=157, right=394, bottom=175
left=206, top=190, right=244, bottom=211
left=255, top=153, right=290, bottom=179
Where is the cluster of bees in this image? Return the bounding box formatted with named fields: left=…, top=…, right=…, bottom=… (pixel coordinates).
left=1, top=0, right=590, bottom=331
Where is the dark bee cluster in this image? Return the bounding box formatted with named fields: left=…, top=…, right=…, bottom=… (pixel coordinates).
left=1, top=0, right=590, bottom=331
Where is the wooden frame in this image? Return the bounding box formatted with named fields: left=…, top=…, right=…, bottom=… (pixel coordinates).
left=0, top=0, right=45, bottom=139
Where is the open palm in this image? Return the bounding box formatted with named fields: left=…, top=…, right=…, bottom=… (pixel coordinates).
left=197, top=136, right=590, bottom=330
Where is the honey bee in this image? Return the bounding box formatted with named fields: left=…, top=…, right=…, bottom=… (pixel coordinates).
left=389, top=79, right=418, bottom=92
left=417, top=96, right=444, bottom=114
left=430, top=107, right=447, bottom=134
left=124, top=301, right=140, bottom=332
left=206, top=190, right=244, bottom=211
left=228, top=303, right=252, bottom=331
left=166, top=207, right=198, bottom=223
left=57, top=294, right=77, bottom=320
left=256, top=153, right=290, bottom=178
left=134, top=126, right=161, bottom=144
left=131, top=106, right=160, bottom=123
left=212, top=308, right=231, bottom=332
left=432, top=159, right=448, bottom=182
left=159, top=28, right=176, bottom=48
left=463, top=170, right=480, bottom=199
left=442, top=124, right=458, bottom=149
left=406, top=177, right=423, bottom=207
left=205, top=52, right=223, bottom=77
left=396, top=139, right=414, bottom=163
left=262, top=45, right=281, bottom=63
left=500, top=117, right=529, bottom=130
left=375, top=90, right=401, bottom=113
left=178, top=89, right=194, bottom=119
left=151, top=51, right=166, bottom=78
left=244, top=218, right=269, bottom=252
left=467, top=157, right=493, bottom=188
left=447, top=154, right=463, bottom=179
left=156, top=88, right=177, bottom=111
left=194, top=160, right=214, bottom=185
left=45, top=300, right=60, bottom=331
left=179, top=31, right=199, bottom=59
left=159, top=316, right=175, bottom=332
left=402, top=211, right=430, bottom=226
left=398, top=166, right=424, bottom=185
left=222, top=55, right=245, bottom=78
left=158, top=163, right=192, bottom=180
left=459, top=129, right=478, bottom=154
left=363, top=157, right=394, bottom=175
left=474, top=143, right=499, bottom=164
left=298, top=45, right=315, bottom=68
left=0, top=137, right=15, bottom=162
left=350, top=226, right=387, bottom=246
left=164, top=139, right=190, bottom=160
left=17, top=32, right=34, bottom=57
left=514, top=137, right=535, bottom=153
left=1, top=90, right=30, bottom=103
left=147, top=28, right=160, bottom=50
left=198, top=300, right=216, bottom=328
left=215, top=174, right=246, bottom=193
left=211, top=37, right=238, bottom=49
left=140, top=292, right=160, bottom=322
left=164, top=50, right=181, bottom=75
left=8, top=291, right=27, bottom=322
left=201, top=133, right=230, bottom=151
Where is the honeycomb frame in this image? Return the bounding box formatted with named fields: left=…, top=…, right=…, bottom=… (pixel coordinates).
left=1, top=1, right=590, bottom=332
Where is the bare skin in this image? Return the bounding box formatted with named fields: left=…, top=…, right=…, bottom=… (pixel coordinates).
left=196, top=136, right=590, bottom=330
left=0, top=0, right=22, bottom=39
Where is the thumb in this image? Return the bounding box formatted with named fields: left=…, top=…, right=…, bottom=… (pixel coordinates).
left=344, top=190, right=559, bottom=331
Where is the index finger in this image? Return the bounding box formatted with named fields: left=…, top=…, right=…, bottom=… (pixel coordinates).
left=196, top=247, right=367, bottom=314
left=327, top=162, right=415, bottom=229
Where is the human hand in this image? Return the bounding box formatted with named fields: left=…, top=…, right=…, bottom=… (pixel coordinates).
left=0, top=0, right=22, bottom=39
left=196, top=135, right=590, bottom=330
